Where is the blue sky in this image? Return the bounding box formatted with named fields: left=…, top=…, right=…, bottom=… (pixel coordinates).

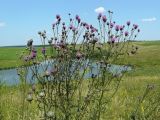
left=0, top=0, right=160, bottom=46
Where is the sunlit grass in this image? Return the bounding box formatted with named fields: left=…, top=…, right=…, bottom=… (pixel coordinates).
left=1, top=74, right=160, bottom=119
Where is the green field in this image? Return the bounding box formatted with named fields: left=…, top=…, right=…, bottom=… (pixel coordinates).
left=0, top=46, right=56, bottom=70
left=119, top=41, right=160, bottom=76
left=0, top=47, right=23, bottom=69
left=1, top=41, right=160, bottom=119
left=1, top=41, right=160, bottom=73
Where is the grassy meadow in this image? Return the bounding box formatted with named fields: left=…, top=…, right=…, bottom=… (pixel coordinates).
left=0, top=46, right=56, bottom=70
left=0, top=47, right=23, bottom=69
left=1, top=41, right=160, bottom=119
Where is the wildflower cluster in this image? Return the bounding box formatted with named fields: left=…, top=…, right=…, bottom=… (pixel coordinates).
left=18, top=11, right=140, bottom=120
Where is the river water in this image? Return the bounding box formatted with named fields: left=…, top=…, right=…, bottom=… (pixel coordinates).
left=0, top=61, right=132, bottom=85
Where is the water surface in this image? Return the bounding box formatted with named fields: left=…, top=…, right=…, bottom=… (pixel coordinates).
left=0, top=61, right=132, bottom=85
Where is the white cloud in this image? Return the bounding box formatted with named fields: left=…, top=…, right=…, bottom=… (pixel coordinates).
left=95, top=7, right=106, bottom=14
left=0, top=22, right=6, bottom=27
left=142, top=17, right=157, bottom=22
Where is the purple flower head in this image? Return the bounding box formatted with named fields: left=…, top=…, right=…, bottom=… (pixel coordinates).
left=115, top=25, right=120, bottom=31
left=125, top=31, right=129, bottom=36
left=75, top=15, right=81, bottom=23
left=102, top=15, right=107, bottom=23
left=138, top=29, right=140, bottom=32
left=69, top=24, right=73, bottom=30
left=111, top=37, right=116, bottom=43
left=119, top=26, right=124, bottom=31
left=98, top=13, right=102, bottom=20
left=86, top=24, right=89, bottom=30
left=133, top=24, right=138, bottom=29
left=31, top=52, right=36, bottom=58
left=31, top=48, right=37, bottom=58
left=127, top=21, right=131, bottom=26
left=42, top=48, right=46, bottom=55
left=56, top=14, right=61, bottom=20
left=75, top=15, right=80, bottom=20
left=55, top=15, right=61, bottom=22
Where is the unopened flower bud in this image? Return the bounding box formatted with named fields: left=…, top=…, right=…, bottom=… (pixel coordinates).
left=48, top=40, right=52, bottom=44
left=27, top=39, right=33, bottom=47
left=32, top=84, right=36, bottom=92
left=38, top=31, right=41, bottom=35
left=76, top=51, right=83, bottom=59
left=47, top=111, right=54, bottom=118
left=26, top=94, right=33, bottom=102
left=97, top=13, right=102, bottom=20
left=43, top=71, right=50, bottom=77
left=39, top=91, right=45, bottom=98
left=127, top=21, right=131, bottom=26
